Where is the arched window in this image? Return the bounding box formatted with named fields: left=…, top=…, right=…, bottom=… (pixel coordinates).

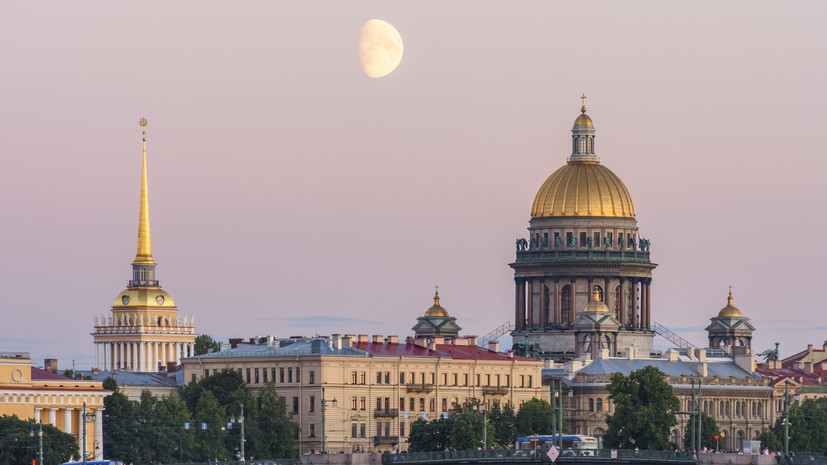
left=720, top=401, right=725, bottom=416
left=589, top=398, right=594, bottom=412
left=560, top=285, right=571, bottom=325
left=671, top=429, right=680, bottom=446
left=587, top=137, right=593, bottom=153
left=596, top=398, right=603, bottom=412
left=757, top=402, right=763, bottom=417
left=581, top=335, right=592, bottom=354
left=726, top=401, right=730, bottom=416
left=736, top=430, right=745, bottom=451
left=593, top=285, right=604, bottom=302
left=543, top=285, right=550, bottom=325
left=614, top=285, right=622, bottom=320
left=736, top=401, right=740, bottom=417
left=579, top=137, right=587, bottom=153
left=573, top=137, right=578, bottom=153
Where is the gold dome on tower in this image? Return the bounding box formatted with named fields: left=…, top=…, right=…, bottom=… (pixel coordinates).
left=531, top=163, right=636, bottom=217
left=718, top=287, right=743, bottom=318
left=425, top=286, right=449, bottom=317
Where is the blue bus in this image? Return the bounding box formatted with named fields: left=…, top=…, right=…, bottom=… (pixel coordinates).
left=62, top=461, right=125, bottom=465
left=515, top=434, right=599, bottom=456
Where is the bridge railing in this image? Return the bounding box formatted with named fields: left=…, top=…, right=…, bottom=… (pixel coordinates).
left=386, top=449, right=696, bottom=464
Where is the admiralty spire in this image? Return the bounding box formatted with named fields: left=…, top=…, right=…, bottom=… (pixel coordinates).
left=91, top=119, right=196, bottom=372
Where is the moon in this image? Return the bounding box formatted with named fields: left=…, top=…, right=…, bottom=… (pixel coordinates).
left=360, top=19, right=403, bottom=78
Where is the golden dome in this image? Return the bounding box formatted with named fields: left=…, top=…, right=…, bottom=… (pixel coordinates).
left=583, top=288, right=610, bottom=312
left=425, top=286, right=449, bottom=317
left=574, top=106, right=594, bottom=127
left=114, top=288, right=176, bottom=308
left=717, top=289, right=742, bottom=318
left=531, top=161, right=636, bottom=217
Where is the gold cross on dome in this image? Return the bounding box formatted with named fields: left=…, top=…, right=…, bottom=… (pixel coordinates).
left=729, top=284, right=733, bottom=297
left=581, top=94, right=587, bottom=106
left=435, top=284, right=439, bottom=296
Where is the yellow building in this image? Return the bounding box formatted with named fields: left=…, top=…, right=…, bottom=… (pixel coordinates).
left=1, top=352, right=109, bottom=460
left=183, top=334, right=546, bottom=454
left=91, top=119, right=196, bottom=372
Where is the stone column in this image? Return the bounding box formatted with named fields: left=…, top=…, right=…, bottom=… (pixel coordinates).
left=162, top=342, right=168, bottom=368
left=631, top=279, right=639, bottom=329
left=95, top=410, right=104, bottom=460
left=154, top=342, right=160, bottom=371
left=175, top=343, right=181, bottom=365
left=527, top=280, right=534, bottom=328
left=48, top=408, right=56, bottom=426
left=554, top=278, right=560, bottom=326
left=619, top=278, right=626, bottom=326
left=540, top=279, right=547, bottom=327
left=514, top=279, right=522, bottom=330
left=63, top=408, right=72, bottom=435
left=604, top=277, right=610, bottom=304
left=587, top=277, right=593, bottom=302
left=34, top=408, right=42, bottom=423
left=569, top=278, right=576, bottom=325
left=646, top=279, right=652, bottom=329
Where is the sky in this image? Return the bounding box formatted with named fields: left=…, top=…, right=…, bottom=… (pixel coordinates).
left=1, top=1, right=825, bottom=370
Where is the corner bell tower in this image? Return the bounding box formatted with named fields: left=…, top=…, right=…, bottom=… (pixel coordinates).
left=91, top=119, right=197, bottom=372
left=510, top=96, right=657, bottom=359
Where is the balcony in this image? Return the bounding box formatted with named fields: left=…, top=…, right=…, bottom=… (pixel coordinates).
left=514, top=247, right=651, bottom=264
left=482, top=386, right=510, bottom=396
left=406, top=383, right=435, bottom=393
left=374, top=409, right=399, bottom=418
left=374, top=436, right=399, bottom=445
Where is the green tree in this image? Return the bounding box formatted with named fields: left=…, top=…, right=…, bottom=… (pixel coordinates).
left=408, top=417, right=450, bottom=452
left=193, top=390, right=229, bottom=460
left=256, top=382, right=298, bottom=458
left=682, top=413, right=719, bottom=450
left=766, top=397, right=827, bottom=453
left=515, top=398, right=555, bottom=437
left=448, top=403, right=490, bottom=450
left=151, top=392, right=195, bottom=463
left=182, top=369, right=245, bottom=412
left=489, top=401, right=517, bottom=448
left=0, top=415, right=78, bottom=465
left=102, top=381, right=144, bottom=462
left=605, top=366, right=679, bottom=450
left=194, top=335, right=220, bottom=356
left=758, top=429, right=781, bottom=453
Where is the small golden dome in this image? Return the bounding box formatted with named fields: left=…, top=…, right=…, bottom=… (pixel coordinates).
left=425, top=286, right=449, bottom=317
left=574, top=106, right=594, bottom=127
left=583, top=288, right=610, bottom=312
left=718, top=288, right=742, bottom=318
left=531, top=162, right=636, bottom=217
left=114, top=288, right=176, bottom=308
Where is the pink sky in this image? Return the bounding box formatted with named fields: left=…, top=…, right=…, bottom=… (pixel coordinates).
left=1, top=1, right=825, bottom=369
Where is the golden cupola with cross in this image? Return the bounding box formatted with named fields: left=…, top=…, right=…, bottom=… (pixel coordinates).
left=91, top=119, right=197, bottom=372
left=412, top=286, right=462, bottom=339
left=511, top=95, right=657, bottom=360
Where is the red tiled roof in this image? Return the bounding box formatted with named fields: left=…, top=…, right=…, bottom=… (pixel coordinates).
left=353, top=342, right=434, bottom=357
left=353, top=342, right=533, bottom=362
left=31, top=367, right=72, bottom=381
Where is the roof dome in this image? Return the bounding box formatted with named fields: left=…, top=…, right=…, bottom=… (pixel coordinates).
left=114, top=288, right=176, bottom=308
left=718, top=289, right=742, bottom=318
left=574, top=105, right=594, bottom=127
left=531, top=162, right=636, bottom=217
left=583, top=288, right=610, bottom=312
left=425, top=287, right=449, bottom=317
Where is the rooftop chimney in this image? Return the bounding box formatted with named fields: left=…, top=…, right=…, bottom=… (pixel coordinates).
left=44, top=359, right=58, bottom=372
left=487, top=341, right=500, bottom=353
left=388, top=335, right=399, bottom=344
left=433, top=337, right=445, bottom=345
left=372, top=335, right=383, bottom=344
left=358, top=334, right=369, bottom=343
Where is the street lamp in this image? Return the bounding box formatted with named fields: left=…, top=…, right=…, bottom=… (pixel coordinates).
left=321, top=386, right=337, bottom=453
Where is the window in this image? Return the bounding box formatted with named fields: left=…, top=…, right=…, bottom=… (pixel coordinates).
left=496, top=374, right=501, bottom=386
left=476, top=374, right=480, bottom=386
left=352, top=423, right=358, bottom=438
left=359, top=372, right=366, bottom=385
left=607, top=232, right=613, bottom=247
left=288, top=367, right=293, bottom=383
left=293, top=397, right=299, bottom=414
left=400, top=422, right=405, bottom=437
left=442, top=398, right=447, bottom=411
left=191, top=373, right=196, bottom=383
left=309, top=371, right=315, bottom=384
left=593, top=232, right=601, bottom=247
left=409, top=398, right=415, bottom=411
left=441, top=373, right=447, bottom=385
left=579, top=232, right=588, bottom=248
left=429, top=398, right=435, bottom=411
left=520, top=375, right=525, bottom=387
left=589, top=398, right=595, bottom=412
left=384, top=422, right=390, bottom=436
left=384, top=397, right=390, bottom=410
left=377, top=397, right=383, bottom=410
left=246, top=368, right=251, bottom=384
left=463, top=374, right=469, bottom=386
left=419, top=398, right=425, bottom=411
left=561, top=285, right=572, bottom=325
left=360, top=423, right=366, bottom=438
left=351, top=396, right=357, bottom=410
left=429, top=373, right=435, bottom=384
left=352, top=371, right=358, bottom=384
left=410, top=372, right=415, bottom=384
left=528, top=376, right=533, bottom=387
left=377, top=372, right=382, bottom=384
left=385, top=372, right=390, bottom=384
left=360, top=397, right=366, bottom=410
left=543, top=232, right=549, bottom=247
left=614, top=286, right=622, bottom=320
left=310, top=396, right=315, bottom=412
left=400, top=373, right=405, bottom=384
left=452, top=374, right=458, bottom=385
left=255, top=368, right=260, bottom=384
left=400, top=397, right=404, bottom=410
left=566, top=232, right=574, bottom=247
left=262, top=368, right=268, bottom=383
left=271, top=368, right=276, bottom=383
left=505, top=375, right=510, bottom=387
left=486, top=374, right=491, bottom=386
left=309, top=424, right=315, bottom=437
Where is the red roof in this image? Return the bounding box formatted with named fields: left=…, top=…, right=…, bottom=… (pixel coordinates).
left=31, top=367, right=73, bottom=381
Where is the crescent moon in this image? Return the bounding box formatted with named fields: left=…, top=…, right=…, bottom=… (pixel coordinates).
left=360, top=19, right=404, bottom=78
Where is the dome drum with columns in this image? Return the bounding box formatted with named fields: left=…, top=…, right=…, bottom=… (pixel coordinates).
left=511, top=97, right=656, bottom=359
left=705, top=288, right=755, bottom=351
left=91, top=119, right=196, bottom=372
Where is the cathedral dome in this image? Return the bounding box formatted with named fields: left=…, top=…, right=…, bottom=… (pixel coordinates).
left=718, top=290, right=742, bottom=318
left=583, top=299, right=610, bottom=313
left=573, top=111, right=593, bottom=127
left=531, top=162, right=636, bottom=218
left=114, top=288, right=176, bottom=309
left=424, top=288, right=449, bottom=317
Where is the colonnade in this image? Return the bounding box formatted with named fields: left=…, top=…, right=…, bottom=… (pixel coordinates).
left=95, top=340, right=194, bottom=372
left=35, top=407, right=104, bottom=460
left=514, top=276, right=652, bottom=331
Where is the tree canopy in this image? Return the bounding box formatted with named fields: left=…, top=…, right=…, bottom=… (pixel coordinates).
left=761, top=396, right=827, bottom=453
left=194, top=335, right=220, bottom=356
left=605, top=366, right=679, bottom=450
left=0, top=415, right=78, bottom=465
left=682, top=413, right=719, bottom=450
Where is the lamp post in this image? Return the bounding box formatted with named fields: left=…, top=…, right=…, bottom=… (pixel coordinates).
left=690, top=381, right=696, bottom=454
left=321, top=386, right=337, bottom=453
left=783, top=381, right=790, bottom=456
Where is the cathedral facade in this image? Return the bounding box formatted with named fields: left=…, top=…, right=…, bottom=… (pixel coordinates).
left=511, top=99, right=656, bottom=359
left=90, top=120, right=196, bottom=372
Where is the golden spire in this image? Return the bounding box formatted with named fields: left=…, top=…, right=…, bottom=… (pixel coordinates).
left=581, top=93, right=587, bottom=113
left=593, top=286, right=601, bottom=302
left=133, top=118, right=155, bottom=265
left=434, top=285, right=439, bottom=306
left=728, top=285, right=733, bottom=306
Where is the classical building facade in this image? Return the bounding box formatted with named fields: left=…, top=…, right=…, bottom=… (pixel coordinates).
left=512, top=98, right=656, bottom=359
left=1, top=353, right=109, bottom=460
left=91, top=119, right=196, bottom=372
left=756, top=342, right=827, bottom=426
left=705, top=288, right=755, bottom=351
left=182, top=334, right=545, bottom=454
